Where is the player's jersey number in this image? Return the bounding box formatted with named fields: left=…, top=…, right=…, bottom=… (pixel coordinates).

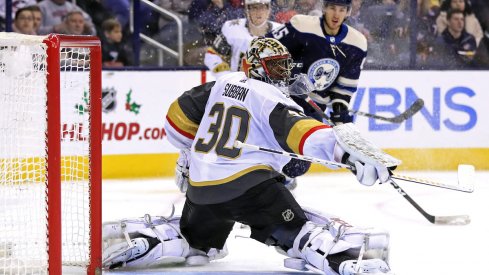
left=271, top=26, right=289, bottom=40
left=195, top=103, right=250, bottom=159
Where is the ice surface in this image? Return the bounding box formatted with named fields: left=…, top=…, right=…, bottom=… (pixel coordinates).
left=103, top=171, right=489, bottom=275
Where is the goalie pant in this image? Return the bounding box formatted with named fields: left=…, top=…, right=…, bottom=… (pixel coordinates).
left=102, top=207, right=391, bottom=274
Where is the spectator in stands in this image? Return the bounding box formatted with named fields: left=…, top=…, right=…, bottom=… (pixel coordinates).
left=348, top=0, right=372, bottom=41
left=418, top=0, right=440, bottom=16
left=62, top=10, right=92, bottom=35
left=101, top=18, right=133, bottom=67
left=273, top=0, right=297, bottom=23
left=0, top=0, right=37, bottom=32
left=472, top=29, right=489, bottom=67
left=144, top=0, right=207, bottom=66
left=12, top=6, right=36, bottom=34
left=77, top=0, right=115, bottom=37
left=37, top=0, right=96, bottom=35
left=415, top=0, right=440, bottom=67
left=470, top=0, right=489, bottom=31
left=436, top=0, right=482, bottom=45
left=294, top=0, right=322, bottom=16
left=432, top=9, right=476, bottom=68
left=25, top=5, right=43, bottom=34
left=0, top=0, right=37, bottom=21
left=101, top=0, right=130, bottom=29
left=470, top=0, right=489, bottom=68
left=362, top=0, right=408, bottom=68
left=188, top=0, right=244, bottom=45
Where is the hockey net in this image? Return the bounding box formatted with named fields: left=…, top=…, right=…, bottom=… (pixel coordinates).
left=0, top=33, right=101, bottom=274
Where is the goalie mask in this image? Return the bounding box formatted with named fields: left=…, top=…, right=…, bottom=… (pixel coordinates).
left=242, top=37, right=293, bottom=92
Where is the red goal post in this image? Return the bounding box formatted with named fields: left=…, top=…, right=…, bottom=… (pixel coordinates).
left=0, top=33, right=102, bottom=274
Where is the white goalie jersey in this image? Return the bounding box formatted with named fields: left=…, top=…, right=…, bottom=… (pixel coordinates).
left=165, top=72, right=336, bottom=204
left=204, top=19, right=283, bottom=78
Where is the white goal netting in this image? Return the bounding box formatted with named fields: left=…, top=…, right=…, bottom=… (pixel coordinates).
left=0, top=33, right=96, bottom=274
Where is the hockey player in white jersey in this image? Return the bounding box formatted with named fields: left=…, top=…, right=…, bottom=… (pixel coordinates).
left=102, top=37, right=395, bottom=274
left=201, top=0, right=301, bottom=189
left=204, top=0, right=282, bottom=79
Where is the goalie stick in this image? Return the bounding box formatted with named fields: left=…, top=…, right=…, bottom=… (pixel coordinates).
left=304, top=96, right=424, bottom=124
left=234, top=141, right=471, bottom=225
left=391, top=167, right=474, bottom=193
left=235, top=141, right=473, bottom=193
left=303, top=98, right=474, bottom=193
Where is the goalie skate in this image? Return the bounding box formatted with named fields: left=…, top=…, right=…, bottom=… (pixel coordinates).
left=339, top=259, right=393, bottom=275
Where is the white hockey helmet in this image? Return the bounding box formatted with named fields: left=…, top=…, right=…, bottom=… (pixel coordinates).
left=245, top=0, right=272, bottom=27
left=241, top=37, right=293, bottom=91
left=245, top=0, right=272, bottom=6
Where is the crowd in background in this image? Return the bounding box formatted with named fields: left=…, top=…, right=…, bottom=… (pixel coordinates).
left=1, top=0, right=488, bottom=69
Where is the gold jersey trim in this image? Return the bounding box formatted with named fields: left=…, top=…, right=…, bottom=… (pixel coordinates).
left=189, top=165, right=273, bottom=186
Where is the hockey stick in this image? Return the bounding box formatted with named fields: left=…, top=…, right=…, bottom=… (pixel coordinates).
left=234, top=141, right=471, bottom=225
left=235, top=141, right=473, bottom=193
left=304, top=99, right=474, bottom=193
left=387, top=180, right=470, bottom=225
left=304, top=96, right=424, bottom=124
left=303, top=96, right=335, bottom=126
left=299, top=98, right=469, bottom=224
left=391, top=165, right=474, bottom=193
left=350, top=98, right=424, bottom=123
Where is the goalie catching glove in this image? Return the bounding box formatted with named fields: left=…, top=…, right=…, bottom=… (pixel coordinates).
left=333, top=123, right=401, bottom=186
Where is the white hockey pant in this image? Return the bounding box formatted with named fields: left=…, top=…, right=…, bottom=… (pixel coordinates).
left=102, top=214, right=228, bottom=269
left=285, top=207, right=390, bottom=274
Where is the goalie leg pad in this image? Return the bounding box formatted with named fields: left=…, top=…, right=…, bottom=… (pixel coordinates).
left=102, top=213, right=181, bottom=241
left=103, top=236, right=188, bottom=269
left=302, top=207, right=390, bottom=254
left=284, top=207, right=390, bottom=274
left=102, top=214, right=228, bottom=269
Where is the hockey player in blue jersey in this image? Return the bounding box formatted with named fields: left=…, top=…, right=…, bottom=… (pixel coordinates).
left=270, top=0, right=366, bottom=124
left=268, top=0, right=367, bottom=182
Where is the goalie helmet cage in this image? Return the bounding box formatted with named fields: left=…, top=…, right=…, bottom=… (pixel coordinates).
left=0, top=33, right=102, bottom=274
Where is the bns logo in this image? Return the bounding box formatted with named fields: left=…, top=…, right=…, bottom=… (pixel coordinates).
left=352, top=86, right=477, bottom=132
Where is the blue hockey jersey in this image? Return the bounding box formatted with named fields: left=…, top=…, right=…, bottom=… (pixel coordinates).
left=268, top=14, right=367, bottom=105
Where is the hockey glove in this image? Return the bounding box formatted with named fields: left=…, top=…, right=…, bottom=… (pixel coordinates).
left=334, top=145, right=390, bottom=187
left=175, top=149, right=190, bottom=192
left=330, top=102, right=353, bottom=124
